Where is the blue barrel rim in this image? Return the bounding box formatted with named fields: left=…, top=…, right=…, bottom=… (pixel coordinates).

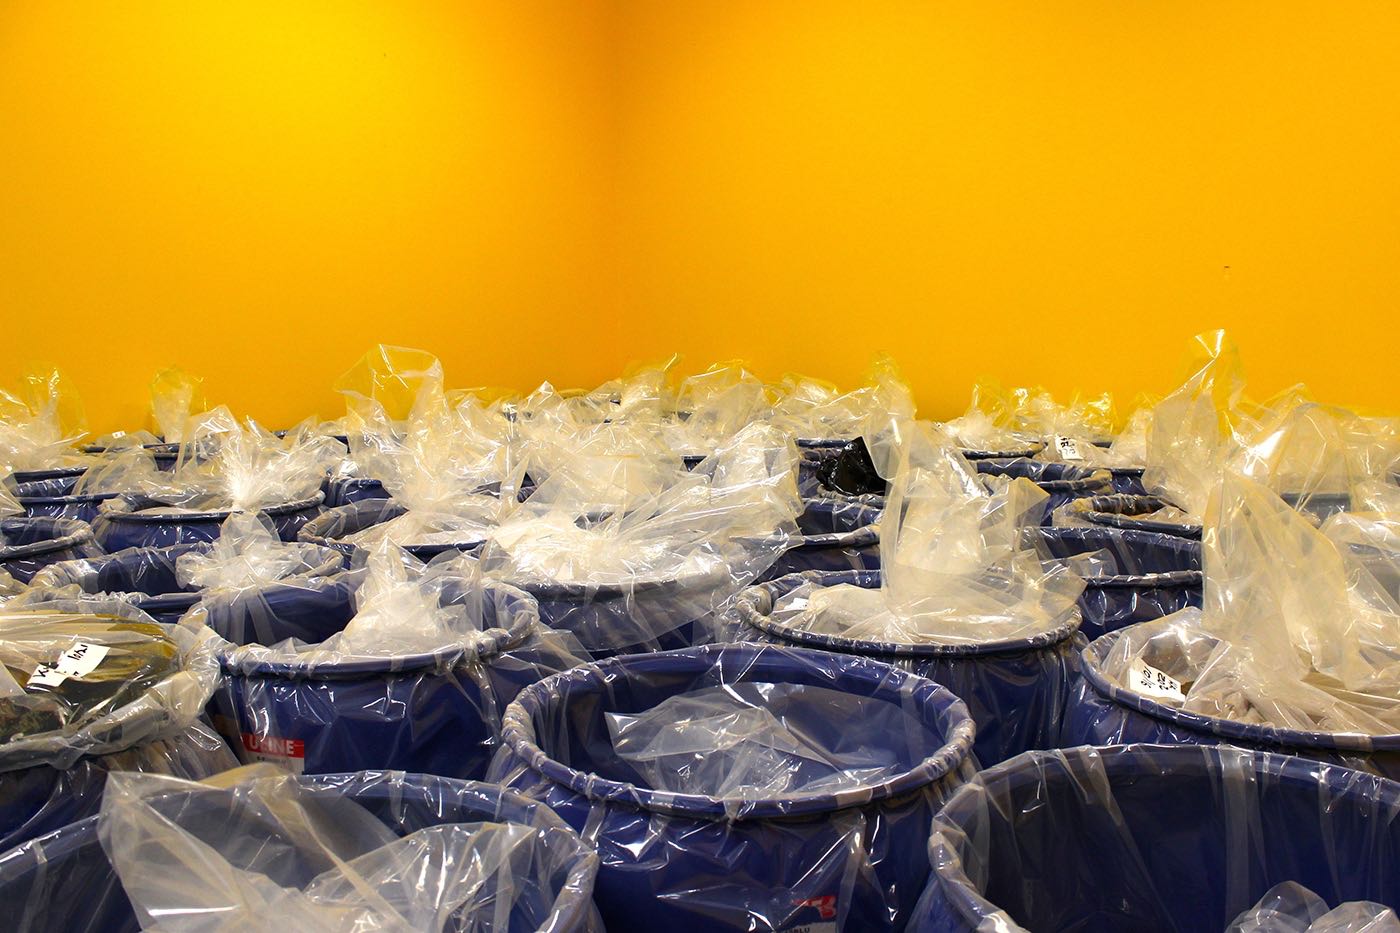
left=100, top=491, right=326, bottom=525
left=0, top=770, right=601, bottom=931
left=974, top=457, right=1114, bottom=494
left=791, top=496, right=882, bottom=550
left=1058, top=494, right=1203, bottom=539
left=215, top=576, right=541, bottom=678
left=1027, top=524, right=1203, bottom=588
left=299, top=499, right=491, bottom=556
left=738, top=569, right=1081, bottom=658
left=499, top=642, right=978, bottom=821
left=505, top=552, right=736, bottom=600
left=40, top=540, right=347, bottom=616
left=0, top=517, right=97, bottom=563
left=928, top=742, right=1400, bottom=932
left=795, top=436, right=857, bottom=450
left=1079, top=626, right=1400, bottom=753
left=16, top=491, right=121, bottom=509
left=958, top=441, right=1046, bottom=461
left=6, top=466, right=89, bottom=486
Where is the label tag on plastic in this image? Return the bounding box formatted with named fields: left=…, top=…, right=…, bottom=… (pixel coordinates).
left=1129, top=658, right=1185, bottom=701
left=241, top=732, right=306, bottom=775
left=1053, top=435, right=1086, bottom=461
left=26, top=642, right=111, bottom=689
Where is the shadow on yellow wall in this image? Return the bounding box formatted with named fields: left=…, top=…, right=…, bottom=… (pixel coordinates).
left=2, top=1, right=1396, bottom=430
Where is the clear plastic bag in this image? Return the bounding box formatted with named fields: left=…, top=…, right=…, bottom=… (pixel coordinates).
left=0, top=366, right=87, bottom=477
left=147, top=368, right=207, bottom=444
left=1103, top=472, right=1400, bottom=733
left=770, top=357, right=915, bottom=444
left=175, top=512, right=343, bottom=591
left=605, top=681, right=935, bottom=799
left=97, top=764, right=602, bottom=932
left=775, top=420, right=1086, bottom=646
left=1227, top=882, right=1400, bottom=932
left=0, top=601, right=222, bottom=772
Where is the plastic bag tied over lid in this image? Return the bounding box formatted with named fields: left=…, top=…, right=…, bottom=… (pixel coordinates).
left=484, top=421, right=803, bottom=590
left=1226, top=882, right=1400, bottom=933
left=97, top=764, right=601, bottom=932
left=0, top=366, right=88, bottom=477
left=773, top=421, right=1087, bottom=645
left=1103, top=473, right=1400, bottom=734
left=0, top=603, right=221, bottom=771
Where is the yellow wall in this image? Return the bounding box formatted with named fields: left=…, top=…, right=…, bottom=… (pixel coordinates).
left=2, top=2, right=1397, bottom=431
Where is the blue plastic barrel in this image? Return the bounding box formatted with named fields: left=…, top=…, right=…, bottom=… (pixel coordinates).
left=1027, top=526, right=1202, bottom=639
left=972, top=459, right=1114, bottom=520
left=0, top=721, right=236, bottom=855
left=208, top=573, right=578, bottom=779
left=759, top=496, right=882, bottom=582
left=908, top=744, right=1400, bottom=932
left=505, top=560, right=733, bottom=658
left=12, top=480, right=120, bottom=523
left=28, top=541, right=346, bottom=624
left=1061, top=623, right=1400, bottom=778
left=490, top=643, right=977, bottom=931
left=737, top=570, right=1078, bottom=765
left=4, top=467, right=86, bottom=496
left=322, top=476, right=389, bottom=508
left=1053, top=494, right=1202, bottom=539
left=0, top=517, right=104, bottom=583
left=1107, top=467, right=1148, bottom=496
left=91, top=492, right=325, bottom=551
left=958, top=441, right=1045, bottom=460
left=0, top=771, right=602, bottom=933
left=298, top=498, right=487, bottom=561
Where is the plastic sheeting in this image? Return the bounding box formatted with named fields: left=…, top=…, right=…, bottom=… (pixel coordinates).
left=0, top=769, right=602, bottom=933
left=204, top=547, right=586, bottom=779
left=1061, top=616, right=1400, bottom=778
left=737, top=569, right=1078, bottom=766
left=300, top=498, right=491, bottom=561
left=972, top=458, right=1115, bottom=521
left=0, top=602, right=232, bottom=850
left=1082, top=473, right=1400, bottom=746
left=1225, top=882, right=1400, bottom=932
left=25, top=518, right=346, bottom=623
left=1027, top=525, right=1203, bottom=639
left=490, top=643, right=977, bottom=931
left=0, top=517, right=104, bottom=584
left=480, top=422, right=803, bottom=656
left=85, top=416, right=340, bottom=551
left=758, top=495, right=882, bottom=583
left=1053, top=493, right=1202, bottom=539
left=908, top=744, right=1400, bottom=933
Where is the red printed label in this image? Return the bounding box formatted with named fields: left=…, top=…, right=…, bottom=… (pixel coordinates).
left=240, top=732, right=306, bottom=774
left=794, top=896, right=836, bottom=920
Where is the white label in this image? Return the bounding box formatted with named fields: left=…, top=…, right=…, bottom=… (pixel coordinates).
left=26, top=642, right=111, bottom=689
left=1129, top=658, right=1185, bottom=701
left=781, top=597, right=810, bottom=613
left=26, top=664, right=69, bottom=688
left=780, top=925, right=837, bottom=933
left=1054, top=435, right=1086, bottom=461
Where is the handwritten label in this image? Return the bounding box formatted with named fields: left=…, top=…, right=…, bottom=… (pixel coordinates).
left=1129, top=658, right=1185, bottom=702
left=26, top=642, right=111, bottom=689
left=1054, top=435, right=1086, bottom=461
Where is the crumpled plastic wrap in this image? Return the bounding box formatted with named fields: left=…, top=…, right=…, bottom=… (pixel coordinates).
left=480, top=422, right=801, bottom=653
left=95, top=764, right=603, bottom=932
left=772, top=421, right=1086, bottom=646
left=91, top=411, right=339, bottom=515
left=147, top=368, right=207, bottom=445
left=0, top=602, right=222, bottom=772
left=770, top=358, right=916, bottom=444
left=913, top=744, right=1400, bottom=932
left=1101, top=472, right=1400, bottom=734
left=173, top=511, right=342, bottom=591
left=0, top=366, right=87, bottom=479
left=1227, top=882, right=1400, bottom=933
left=345, top=395, right=513, bottom=551
left=938, top=382, right=1044, bottom=458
